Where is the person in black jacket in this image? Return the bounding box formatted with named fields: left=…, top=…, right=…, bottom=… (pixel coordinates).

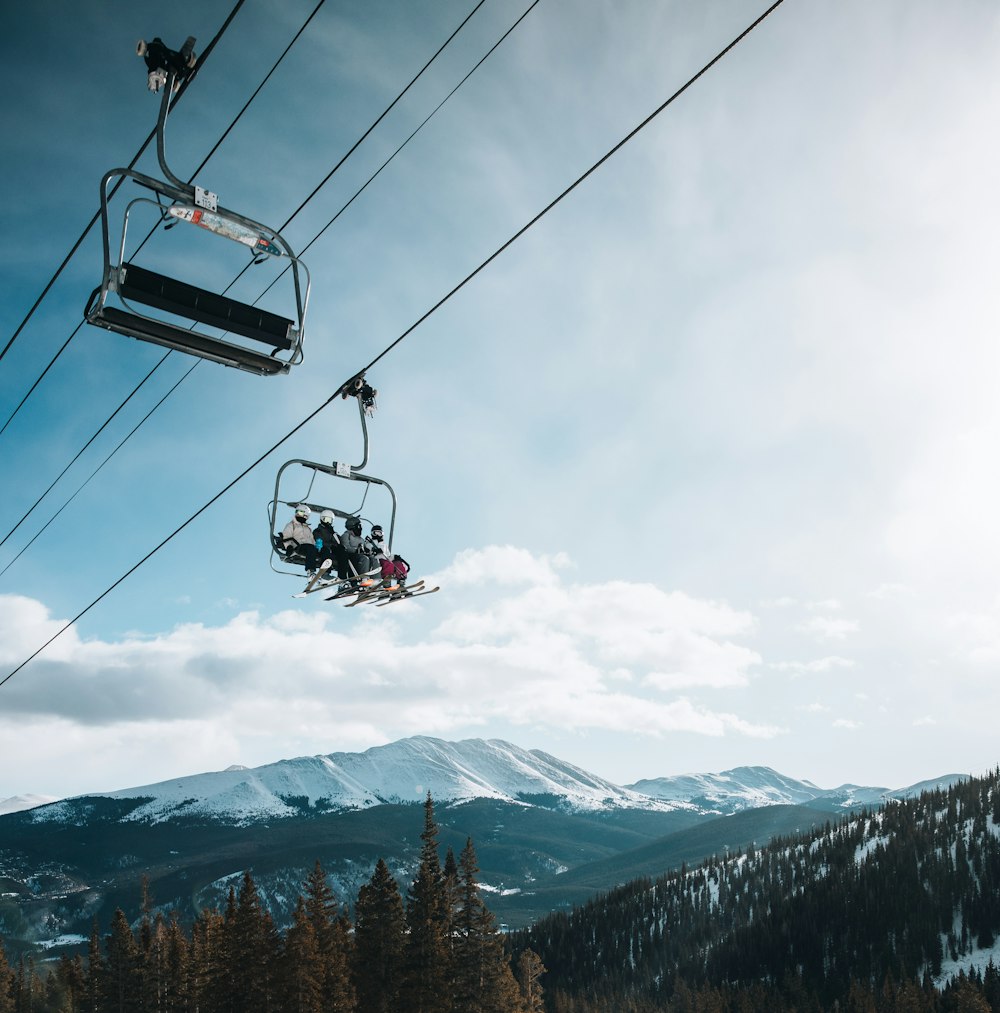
left=313, top=510, right=348, bottom=582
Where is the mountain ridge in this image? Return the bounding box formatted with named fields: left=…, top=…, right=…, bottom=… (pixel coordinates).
left=19, top=737, right=965, bottom=826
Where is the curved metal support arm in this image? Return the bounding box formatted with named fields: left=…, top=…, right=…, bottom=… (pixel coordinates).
left=156, top=72, right=194, bottom=193
left=349, top=395, right=371, bottom=472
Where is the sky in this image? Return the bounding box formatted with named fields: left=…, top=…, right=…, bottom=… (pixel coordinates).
left=1, top=0, right=1000, bottom=801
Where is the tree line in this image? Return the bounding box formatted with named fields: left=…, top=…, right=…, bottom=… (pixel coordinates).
left=0, top=795, right=546, bottom=1013
left=515, top=770, right=1000, bottom=1011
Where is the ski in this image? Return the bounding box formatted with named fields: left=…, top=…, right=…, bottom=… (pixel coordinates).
left=343, top=580, right=426, bottom=607
left=325, top=580, right=380, bottom=603
left=292, top=560, right=332, bottom=597
left=374, top=586, right=440, bottom=606
left=324, top=576, right=410, bottom=604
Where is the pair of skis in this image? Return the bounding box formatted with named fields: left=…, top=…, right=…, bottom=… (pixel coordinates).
left=340, top=580, right=441, bottom=607
left=292, top=562, right=439, bottom=606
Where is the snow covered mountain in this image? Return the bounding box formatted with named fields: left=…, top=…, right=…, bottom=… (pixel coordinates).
left=22, top=738, right=965, bottom=828
left=626, top=765, right=966, bottom=815
left=30, top=736, right=691, bottom=826
left=0, top=794, right=59, bottom=816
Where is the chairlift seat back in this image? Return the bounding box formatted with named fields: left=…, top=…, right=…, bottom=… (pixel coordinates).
left=118, top=263, right=295, bottom=350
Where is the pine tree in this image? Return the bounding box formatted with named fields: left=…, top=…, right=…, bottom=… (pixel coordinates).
left=103, top=908, right=140, bottom=1013
left=55, top=954, right=87, bottom=1013
left=190, top=906, right=227, bottom=1013
left=514, top=950, right=546, bottom=1013
left=227, top=871, right=281, bottom=1013
left=162, top=911, right=190, bottom=1013
left=83, top=918, right=103, bottom=1013
left=452, top=837, right=522, bottom=1013
left=303, top=861, right=355, bottom=1011
left=284, top=897, right=324, bottom=1013
left=401, top=793, right=451, bottom=1013
left=0, top=938, right=13, bottom=1013
left=354, top=858, right=406, bottom=1013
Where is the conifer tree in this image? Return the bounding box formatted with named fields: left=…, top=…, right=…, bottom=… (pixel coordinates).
left=55, top=954, right=87, bottom=1013
left=83, top=918, right=103, bottom=1013
left=227, top=871, right=281, bottom=1013
left=452, top=837, right=522, bottom=1013
left=103, top=909, right=140, bottom=1013
left=190, top=907, right=227, bottom=1013
left=514, top=950, right=546, bottom=1013
left=402, top=793, right=451, bottom=1013
left=303, top=861, right=355, bottom=1011
left=284, top=897, right=324, bottom=1013
left=354, top=858, right=406, bottom=1013
left=163, top=912, right=190, bottom=1013
left=0, top=938, right=13, bottom=1013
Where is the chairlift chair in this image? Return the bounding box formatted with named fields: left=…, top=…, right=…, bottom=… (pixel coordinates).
left=84, top=37, right=310, bottom=376
left=270, top=391, right=397, bottom=576
left=269, top=461, right=398, bottom=577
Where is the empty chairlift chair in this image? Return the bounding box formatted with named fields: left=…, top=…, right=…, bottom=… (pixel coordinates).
left=84, top=36, right=310, bottom=376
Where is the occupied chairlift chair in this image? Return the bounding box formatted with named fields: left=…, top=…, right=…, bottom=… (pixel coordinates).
left=269, top=386, right=398, bottom=577
left=84, top=36, right=310, bottom=376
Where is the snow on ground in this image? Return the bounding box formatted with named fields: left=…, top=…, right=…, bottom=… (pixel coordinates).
left=936, top=937, right=1000, bottom=985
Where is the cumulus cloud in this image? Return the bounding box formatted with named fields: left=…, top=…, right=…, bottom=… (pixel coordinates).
left=797, top=616, right=860, bottom=641
left=0, top=548, right=777, bottom=794
left=806, top=599, right=843, bottom=612
left=772, top=656, right=856, bottom=675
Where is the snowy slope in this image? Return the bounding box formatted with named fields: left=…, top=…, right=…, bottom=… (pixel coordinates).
left=628, top=765, right=966, bottom=815
left=30, top=737, right=688, bottom=826
left=628, top=766, right=823, bottom=813
left=0, top=794, right=59, bottom=816
left=24, top=739, right=966, bottom=828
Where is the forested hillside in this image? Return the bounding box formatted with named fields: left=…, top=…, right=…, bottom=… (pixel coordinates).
left=513, top=769, right=1000, bottom=1011
left=0, top=797, right=544, bottom=1013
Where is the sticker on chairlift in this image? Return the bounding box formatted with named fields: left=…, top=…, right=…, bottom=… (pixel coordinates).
left=335, top=462, right=352, bottom=478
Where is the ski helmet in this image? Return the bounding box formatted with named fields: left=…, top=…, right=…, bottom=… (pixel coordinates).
left=295, top=504, right=310, bottom=520
left=371, top=524, right=384, bottom=540
left=346, top=516, right=362, bottom=534
left=320, top=510, right=334, bottom=525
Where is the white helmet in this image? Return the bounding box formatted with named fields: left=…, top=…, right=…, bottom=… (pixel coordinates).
left=295, top=504, right=310, bottom=520
left=320, top=510, right=334, bottom=525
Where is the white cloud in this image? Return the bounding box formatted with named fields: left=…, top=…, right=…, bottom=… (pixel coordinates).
left=866, top=583, right=914, bottom=601
left=772, top=656, right=855, bottom=675
left=833, top=719, right=863, bottom=731
left=797, top=617, right=860, bottom=642
left=0, top=549, right=776, bottom=795
left=759, top=597, right=798, bottom=609
left=806, top=599, right=843, bottom=612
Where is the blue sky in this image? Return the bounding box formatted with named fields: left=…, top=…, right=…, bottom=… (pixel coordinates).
left=2, top=0, right=1000, bottom=799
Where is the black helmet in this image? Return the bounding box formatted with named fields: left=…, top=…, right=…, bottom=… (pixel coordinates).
left=346, top=516, right=362, bottom=534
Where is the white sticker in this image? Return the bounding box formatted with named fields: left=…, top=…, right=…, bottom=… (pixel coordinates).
left=335, top=462, right=352, bottom=478
left=194, top=186, right=218, bottom=211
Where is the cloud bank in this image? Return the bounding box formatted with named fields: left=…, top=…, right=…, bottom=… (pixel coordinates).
left=0, top=546, right=773, bottom=796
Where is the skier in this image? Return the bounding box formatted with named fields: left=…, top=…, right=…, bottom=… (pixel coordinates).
left=281, top=505, right=319, bottom=576
left=368, top=523, right=409, bottom=589
left=340, top=516, right=377, bottom=588
left=313, top=510, right=348, bottom=582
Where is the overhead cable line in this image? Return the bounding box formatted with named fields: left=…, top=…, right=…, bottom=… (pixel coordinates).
left=0, top=360, right=202, bottom=580
left=1, top=0, right=785, bottom=688
left=0, top=0, right=323, bottom=438
left=1, top=0, right=531, bottom=579
left=0, top=0, right=335, bottom=560
left=0, top=0, right=247, bottom=371
left=0, top=353, right=170, bottom=551
left=0, top=0, right=491, bottom=561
